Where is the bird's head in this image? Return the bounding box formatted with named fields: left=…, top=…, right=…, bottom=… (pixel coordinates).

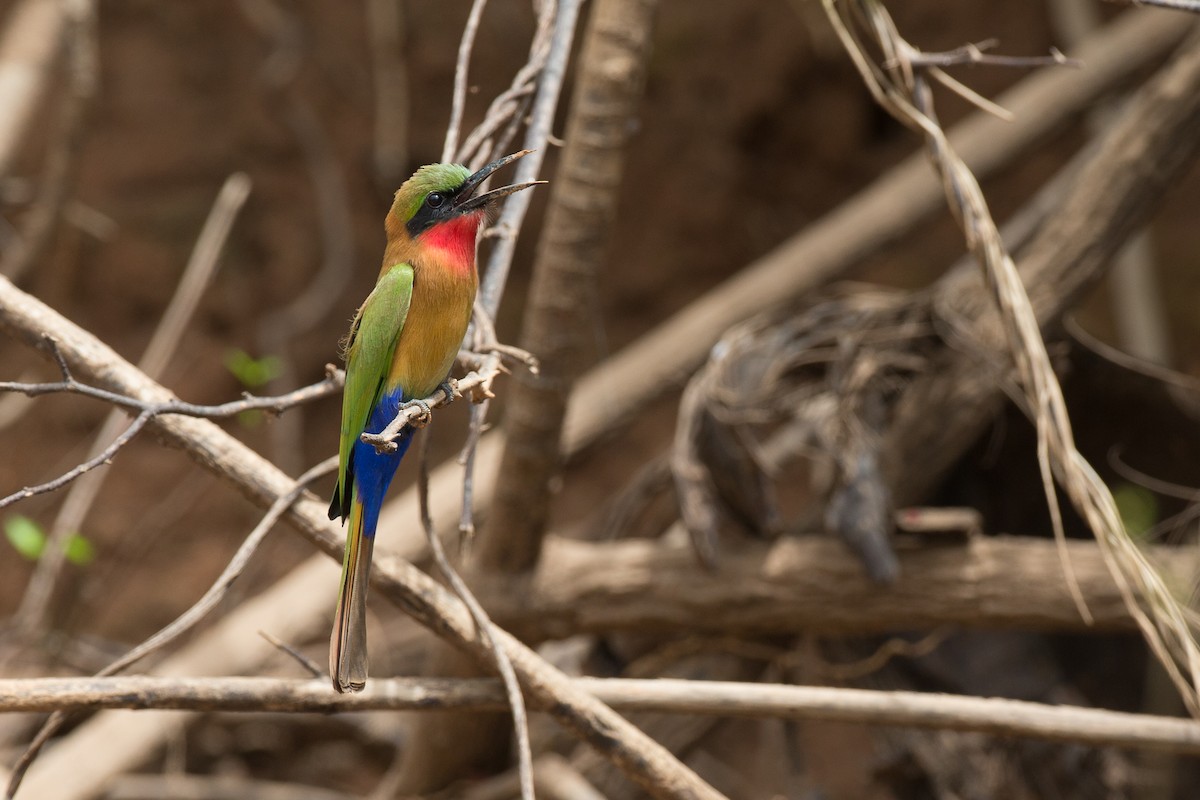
left=389, top=149, right=544, bottom=244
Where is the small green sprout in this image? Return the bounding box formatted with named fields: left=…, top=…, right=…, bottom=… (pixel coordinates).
left=4, top=515, right=95, bottom=565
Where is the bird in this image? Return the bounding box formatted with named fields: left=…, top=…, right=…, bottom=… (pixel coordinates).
left=328, top=150, right=542, bottom=693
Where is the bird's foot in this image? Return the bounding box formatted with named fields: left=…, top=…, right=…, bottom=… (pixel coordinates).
left=438, top=378, right=460, bottom=405
left=401, top=397, right=433, bottom=428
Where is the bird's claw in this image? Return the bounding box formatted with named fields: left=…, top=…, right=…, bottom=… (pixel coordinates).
left=438, top=378, right=460, bottom=405
left=402, top=397, right=433, bottom=428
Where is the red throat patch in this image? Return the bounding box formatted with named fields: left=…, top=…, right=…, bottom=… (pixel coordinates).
left=420, top=212, right=482, bottom=273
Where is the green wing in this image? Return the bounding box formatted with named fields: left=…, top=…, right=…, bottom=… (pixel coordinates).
left=329, top=264, right=413, bottom=520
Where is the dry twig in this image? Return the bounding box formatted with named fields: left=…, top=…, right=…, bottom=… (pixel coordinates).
left=823, top=0, right=1200, bottom=715
left=478, top=534, right=1199, bottom=641
left=1127, top=0, right=1200, bottom=12
left=0, top=163, right=722, bottom=800
left=485, top=0, right=659, bottom=572
left=416, top=433, right=534, bottom=800
left=2, top=675, right=1200, bottom=757
left=0, top=348, right=339, bottom=511
left=12, top=171, right=251, bottom=635
left=6, top=457, right=337, bottom=796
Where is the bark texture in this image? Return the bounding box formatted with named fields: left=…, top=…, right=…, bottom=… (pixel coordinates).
left=483, top=0, right=658, bottom=571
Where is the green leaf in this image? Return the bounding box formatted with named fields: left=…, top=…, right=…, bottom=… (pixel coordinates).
left=1113, top=482, right=1158, bottom=540
left=63, top=533, right=95, bottom=566
left=5, top=515, right=46, bottom=561
left=224, top=349, right=283, bottom=389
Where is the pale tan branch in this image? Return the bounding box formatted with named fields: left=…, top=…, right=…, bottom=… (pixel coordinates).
left=0, top=275, right=721, bottom=800
left=2, top=675, right=1199, bottom=756
left=485, top=0, right=659, bottom=571
left=14, top=171, right=250, bottom=634
left=480, top=535, right=1199, bottom=641
left=0, top=0, right=68, bottom=178
left=373, top=7, right=1187, bottom=573
left=560, top=8, right=1191, bottom=452
left=106, top=775, right=355, bottom=800
left=826, top=0, right=1200, bottom=712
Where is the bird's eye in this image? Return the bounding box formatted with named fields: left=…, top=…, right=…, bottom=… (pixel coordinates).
left=426, top=192, right=446, bottom=209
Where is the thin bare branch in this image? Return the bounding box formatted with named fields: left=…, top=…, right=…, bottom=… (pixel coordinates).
left=901, top=42, right=1077, bottom=69
left=824, top=0, right=1200, bottom=714
left=0, top=409, right=150, bottom=511
left=1129, top=0, right=1200, bottom=12
left=476, top=0, right=579, bottom=317
left=442, top=0, right=488, bottom=163
left=3, top=675, right=1200, bottom=757
left=455, top=3, right=556, bottom=168
left=6, top=457, right=337, bottom=796
left=0, top=275, right=724, bottom=800
left=0, top=354, right=339, bottom=509
left=0, top=350, right=340, bottom=417
left=13, top=170, right=251, bottom=634
left=416, top=434, right=533, bottom=800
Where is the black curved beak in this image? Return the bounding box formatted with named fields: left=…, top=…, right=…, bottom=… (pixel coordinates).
left=454, top=149, right=546, bottom=213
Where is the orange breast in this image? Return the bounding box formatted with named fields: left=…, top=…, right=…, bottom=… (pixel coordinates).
left=388, top=257, right=477, bottom=399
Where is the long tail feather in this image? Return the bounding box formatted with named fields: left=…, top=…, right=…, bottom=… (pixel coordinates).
left=330, top=494, right=374, bottom=693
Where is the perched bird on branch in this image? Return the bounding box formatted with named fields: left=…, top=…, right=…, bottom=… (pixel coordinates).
left=328, top=151, right=541, bottom=693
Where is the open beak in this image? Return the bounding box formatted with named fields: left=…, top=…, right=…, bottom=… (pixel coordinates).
left=454, top=149, right=546, bottom=213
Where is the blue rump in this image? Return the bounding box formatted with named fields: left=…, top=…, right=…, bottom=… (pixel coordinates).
left=352, top=386, right=415, bottom=538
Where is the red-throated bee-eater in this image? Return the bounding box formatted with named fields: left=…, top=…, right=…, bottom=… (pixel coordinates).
left=328, top=150, right=541, bottom=693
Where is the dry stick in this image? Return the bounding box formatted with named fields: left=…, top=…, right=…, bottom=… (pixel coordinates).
left=6, top=457, right=337, bottom=795
left=557, top=6, right=1189, bottom=455
left=0, top=361, right=341, bottom=422
left=105, top=775, right=356, bottom=800
left=4, top=675, right=1200, bottom=757
left=415, top=433, right=535, bottom=800
left=13, top=172, right=251, bottom=636
left=458, top=754, right=606, bottom=800
left=0, top=285, right=723, bottom=800
left=455, top=0, right=578, bottom=541
left=395, top=0, right=579, bottom=792
left=0, top=0, right=68, bottom=178
left=412, top=0, right=659, bottom=787
left=474, top=0, right=577, bottom=319
left=1050, top=1, right=1181, bottom=794
left=476, top=535, right=1198, bottom=640
left=1, top=0, right=96, bottom=284
left=442, top=0, right=489, bottom=164
left=484, top=0, right=658, bottom=570
left=830, top=0, right=1200, bottom=712
left=1129, top=0, right=1200, bottom=12
left=369, top=6, right=1188, bottom=569
left=0, top=10, right=1181, bottom=795
left=455, top=2, right=556, bottom=169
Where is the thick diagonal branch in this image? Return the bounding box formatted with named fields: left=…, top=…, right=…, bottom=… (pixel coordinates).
left=0, top=277, right=724, bottom=800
